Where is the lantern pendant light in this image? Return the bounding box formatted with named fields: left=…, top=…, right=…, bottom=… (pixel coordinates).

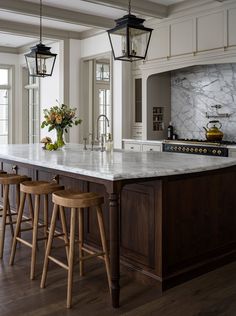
left=107, top=0, right=153, bottom=62
left=25, top=0, right=57, bottom=77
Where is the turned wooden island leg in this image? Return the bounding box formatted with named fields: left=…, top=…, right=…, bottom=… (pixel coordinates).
left=109, top=192, right=120, bottom=308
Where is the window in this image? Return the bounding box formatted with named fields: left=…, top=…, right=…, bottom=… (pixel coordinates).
left=25, top=76, right=40, bottom=143
left=0, top=68, right=10, bottom=144
left=96, top=62, right=110, bottom=81
left=94, top=60, right=112, bottom=139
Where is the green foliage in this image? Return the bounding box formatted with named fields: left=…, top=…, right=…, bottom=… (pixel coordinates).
left=41, top=102, right=82, bottom=133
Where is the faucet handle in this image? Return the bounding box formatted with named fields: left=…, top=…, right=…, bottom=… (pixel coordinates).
left=83, top=137, right=87, bottom=150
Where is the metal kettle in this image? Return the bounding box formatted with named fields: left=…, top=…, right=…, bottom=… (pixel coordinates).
left=203, top=120, right=223, bottom=141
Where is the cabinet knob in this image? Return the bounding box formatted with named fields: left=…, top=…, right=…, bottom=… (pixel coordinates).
left=52, top=174, right=59, bottom=183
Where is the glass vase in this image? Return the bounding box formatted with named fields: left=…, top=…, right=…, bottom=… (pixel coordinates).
left=56, top=128, right=65, bottom=148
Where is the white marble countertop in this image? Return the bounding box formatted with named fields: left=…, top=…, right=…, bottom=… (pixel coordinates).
left=123, top=139, right=163, bottom=144
left=0, top=143, right=236, bottom=181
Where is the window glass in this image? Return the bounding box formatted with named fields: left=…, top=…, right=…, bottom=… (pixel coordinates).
left=0, top=69, right=8, bottom=85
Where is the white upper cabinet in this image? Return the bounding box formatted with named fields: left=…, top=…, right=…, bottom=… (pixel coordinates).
left=228, top=8, right=236, bottom=47
left=197, top=12, right=224, bottom=51
left=147, top=25, right=169, bottom=59
left=170, top=19, right=193, bottom=56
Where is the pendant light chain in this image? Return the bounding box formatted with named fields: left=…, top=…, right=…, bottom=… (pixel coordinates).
left=39, top=0, right=42, bottom=43
left=128, top=0, right=131, bottom=15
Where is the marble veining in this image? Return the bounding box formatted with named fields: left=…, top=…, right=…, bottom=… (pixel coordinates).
left=0, top=144, right=235, bottom=181
left=171, top=63, right=236, bottom=141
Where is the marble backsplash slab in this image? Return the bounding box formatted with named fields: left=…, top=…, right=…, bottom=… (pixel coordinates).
left=171, top=63, right=236, bottom=141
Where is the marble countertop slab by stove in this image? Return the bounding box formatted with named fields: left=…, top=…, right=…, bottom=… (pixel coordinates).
left=0, top=143, right=236, bottom=181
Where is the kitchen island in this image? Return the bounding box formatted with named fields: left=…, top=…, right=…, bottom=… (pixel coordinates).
left=1, top=143, right=236, bottom=308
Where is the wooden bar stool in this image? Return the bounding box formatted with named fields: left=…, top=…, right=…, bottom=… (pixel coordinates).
left=9, top=181, right=64, bottom=280
left=40, top=189, right=111, bottom=309
left=0, top=173, right=31, bottom=259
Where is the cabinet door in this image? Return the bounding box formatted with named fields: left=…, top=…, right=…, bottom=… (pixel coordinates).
left=120, top=183, right=155, bottom=268
left=142, top=144, right=162, bottom=152
left=147, top=25, right=169, bottom=60
left=171, top=19, right=193, bottom=56
left=228, top=8, right=236, bottom=47
left=197, top=11, right=224, bottom=51
left=123, top=143, right=142, bottom=151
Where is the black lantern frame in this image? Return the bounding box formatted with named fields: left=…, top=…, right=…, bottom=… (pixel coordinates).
left=107, top=1, right=153, bottom=62
left=25, top=0, right=57, bottom=77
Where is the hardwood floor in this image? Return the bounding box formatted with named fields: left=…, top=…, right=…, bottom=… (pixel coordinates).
left=0, top=228, right=236, bottom=316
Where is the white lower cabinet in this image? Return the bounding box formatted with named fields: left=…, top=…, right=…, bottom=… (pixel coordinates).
left=123, top=143, right=142, bottom=151
left=142, top=144, right=162, bottom=152
left=123, top=141, right=162, bottom=152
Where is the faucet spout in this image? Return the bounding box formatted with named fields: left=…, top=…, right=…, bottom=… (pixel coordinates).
left=96, top=114, right=110, bottom=142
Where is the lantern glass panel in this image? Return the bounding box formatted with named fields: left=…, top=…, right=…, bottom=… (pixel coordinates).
left=128, top=27, right=151, bottom=58
left=36, top=53, right=56, bottom=76
left=108, top=28, right=127, bottom=59
left=26, top=55, right=37, bottom=76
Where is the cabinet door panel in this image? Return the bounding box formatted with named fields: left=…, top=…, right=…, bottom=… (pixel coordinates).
left=171, top=19, right=193, bottom=56
left=120, top=184, right=155, bottom=269
left=197, top=12, right=224, bottom=51
left=228, top=8, right=236, bottom=47
left=147, top=25, right=169, bottom=60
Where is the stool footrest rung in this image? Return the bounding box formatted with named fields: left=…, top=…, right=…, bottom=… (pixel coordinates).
left=79, top=252, right=105, bottom=262
left=81, top=246, right=106, bottom=261
left=16, top=237, right=32, bottom=248
left=48, top=255, right=69, bottom=270
left=37, top=236, right=47, bottom=241
left=52, top=243, right=69, bottom=250
left=0, top=212, right=18, bottom=218
left=20, top=227, right=34, bottom=232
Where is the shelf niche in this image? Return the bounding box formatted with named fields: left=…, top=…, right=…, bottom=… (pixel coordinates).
left=147, top=72, right=171, bottom=140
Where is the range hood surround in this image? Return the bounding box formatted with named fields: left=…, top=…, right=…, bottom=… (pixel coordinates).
left=171, top=63, right=236, bottom=141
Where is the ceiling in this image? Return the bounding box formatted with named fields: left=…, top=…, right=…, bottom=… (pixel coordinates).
left=0, top=0, right=219, bottom=49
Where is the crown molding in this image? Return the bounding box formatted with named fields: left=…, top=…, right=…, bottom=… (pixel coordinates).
left=85, top=0, right=167, bottom=18
left=0, top=0, right=114, bottom=29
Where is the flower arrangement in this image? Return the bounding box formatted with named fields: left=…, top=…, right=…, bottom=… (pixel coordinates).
left=41, top=102, right=82, bottom=149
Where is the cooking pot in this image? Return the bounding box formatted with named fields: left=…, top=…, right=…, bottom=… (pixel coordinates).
left=203, top=120, right=223, bottom=141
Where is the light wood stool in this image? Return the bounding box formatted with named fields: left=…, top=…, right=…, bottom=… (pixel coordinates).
left=40, top=189, right=111, bottom=309
left=0, top=173, right=31, bottom=259
left=9, top=181, right=64, bottom=280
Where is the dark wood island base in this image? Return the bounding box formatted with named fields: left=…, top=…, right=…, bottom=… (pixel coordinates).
left=1, top=158, right=236, bottom=308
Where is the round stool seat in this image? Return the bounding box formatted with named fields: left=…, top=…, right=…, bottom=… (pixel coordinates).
left=0, top=170, right=6, bottom=174
left=52, top=190, right=104, bottom=208
left=0, top=174, right=30, bottom=185
left=21, top=181, right=64, bottom=195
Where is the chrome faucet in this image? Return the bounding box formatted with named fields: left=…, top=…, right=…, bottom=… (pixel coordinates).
left=96, top=114, right=110, bottom=145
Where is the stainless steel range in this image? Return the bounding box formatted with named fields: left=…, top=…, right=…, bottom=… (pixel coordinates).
left=162, top=139, right=236, bottom=157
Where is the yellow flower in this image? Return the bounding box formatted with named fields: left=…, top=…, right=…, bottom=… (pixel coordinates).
left=55, top=114, right=62, bottom=124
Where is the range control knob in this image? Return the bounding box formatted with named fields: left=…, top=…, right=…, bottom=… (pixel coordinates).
left=186, top=148, right=190, bottom=152
left=195, top=148, right=199, bottom=153
left=203, top=149, right=207, bottom=154
left=199, top=148, right=203, bottom=153
left=182, top=147, right=186, bottom=152
left=190, top=148, right=194, bottom=153
left=217, top=150, right=222, bottom=155
left=170, top=146, right=174, bottom=150
left=174, top=146, right=177, bottom=151
left=212, top=149, right=217, bottom=155
left=178, top=147, right=181, bottom=151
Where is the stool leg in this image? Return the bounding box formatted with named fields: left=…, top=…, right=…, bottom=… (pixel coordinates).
left=9, top=192, right=26, bottom=265
left=0, top=184, right=9, bottom=259
left=31, top=194, right=40, bottom=280
left=27, top=194, right=34, bottom=226
left=7, top=196, right=14, bottom=237
left=40, top=204, right=59, bottom=289
left=78, top=208, right=84, bottom=276
left=16, top=184, right=20, bottom=213
left=43, top=194, right=48, bottom=249
left=59, top=206, right=69, bottom=261
left=67, top=207, right=76, bottom=309
left=96, top=206, right=111, bottom=290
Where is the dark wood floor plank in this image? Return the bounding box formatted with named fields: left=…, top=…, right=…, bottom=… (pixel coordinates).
left=0, top=229, right=236, bottom=316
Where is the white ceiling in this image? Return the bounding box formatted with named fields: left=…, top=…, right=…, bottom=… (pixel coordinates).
left=0, top=0, right=203, bottom=49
